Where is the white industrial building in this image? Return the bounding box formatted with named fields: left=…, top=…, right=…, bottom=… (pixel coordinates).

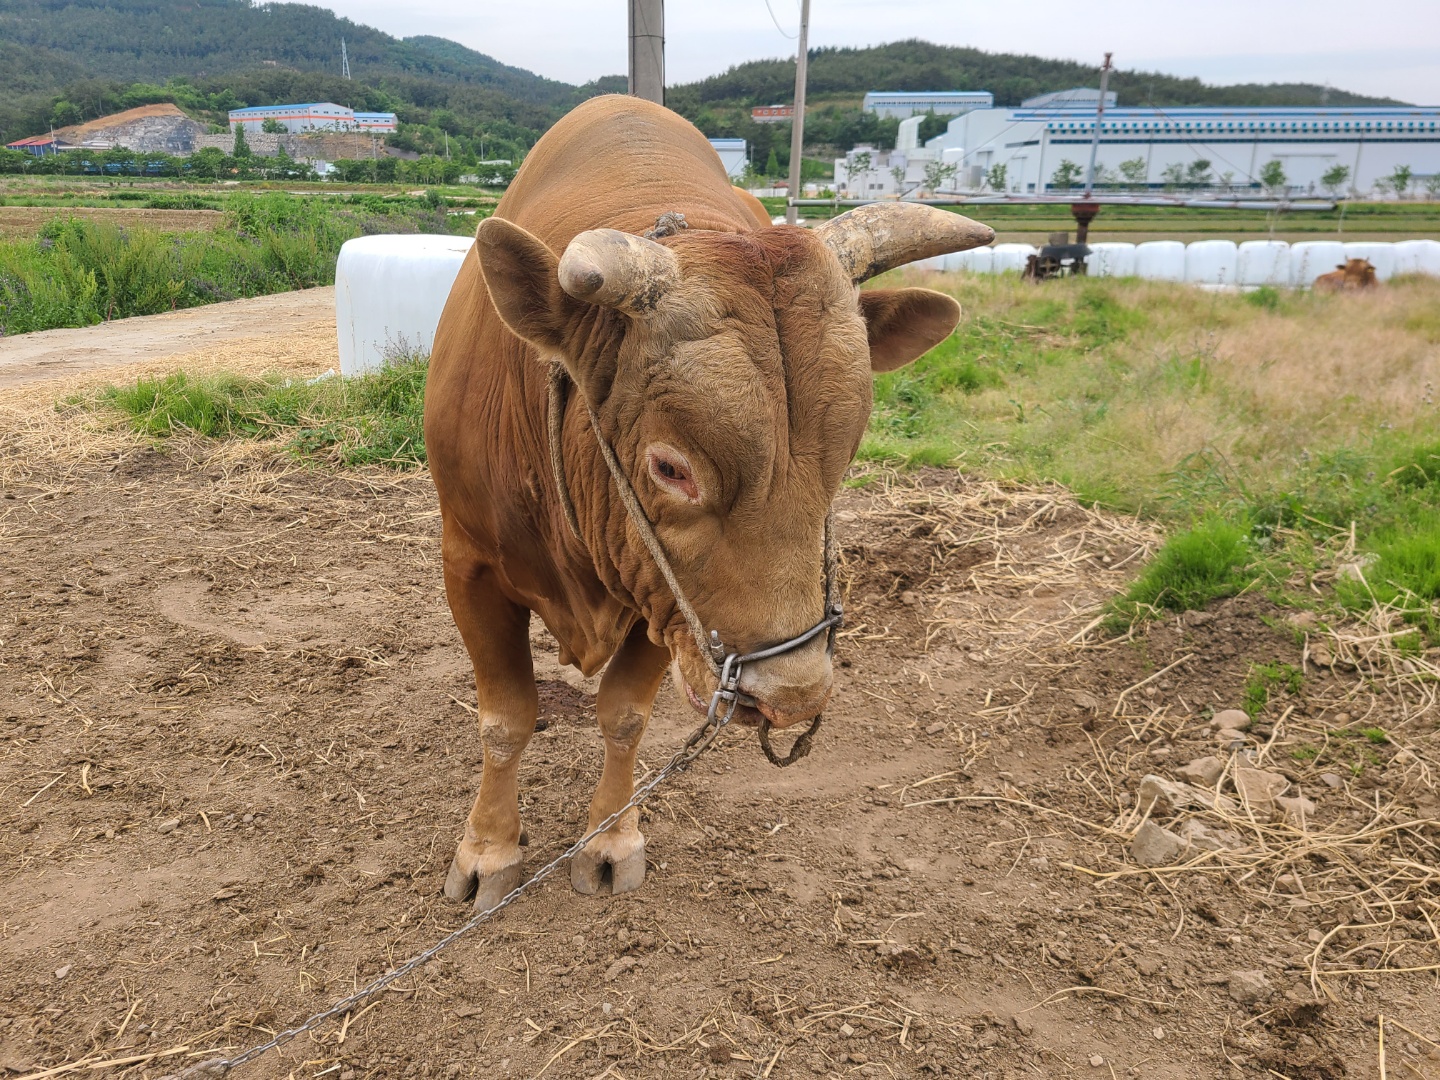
left=838, top=91, right=1440, bottom=197
left=707, top=138, right=748, bottom=179
left=862, top=91, right=994, bottom=120
left=228, top=103, right=398, bottom=134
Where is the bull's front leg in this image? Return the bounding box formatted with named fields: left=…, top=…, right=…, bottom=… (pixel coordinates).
left=571, top=622, right=669, bottom=895
left=440, top=544, right=539, bottom=912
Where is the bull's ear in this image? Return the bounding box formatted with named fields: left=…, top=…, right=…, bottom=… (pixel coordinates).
left=475, top=216, right=585, bottom=352
left=858, top=288, right=961, bottom=373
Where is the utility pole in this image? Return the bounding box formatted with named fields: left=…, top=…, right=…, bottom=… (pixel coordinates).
left=784, top=0, right=811, bottom=225
left=628, top=0, right=664, bottom=105
left=1082, top=52, right=1113, bottom=198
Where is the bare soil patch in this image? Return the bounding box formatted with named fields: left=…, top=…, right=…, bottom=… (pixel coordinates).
left=0, top=362, right=1437, bottom=1080
left=0, top=207, right=222, bottom=239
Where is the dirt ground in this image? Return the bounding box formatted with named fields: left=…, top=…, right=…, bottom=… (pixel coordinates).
left=1, top=341, right=1437, bottom=1080
left=0, top=289, right=335, bottom=390
left=0, top=207, right=222, bottom=239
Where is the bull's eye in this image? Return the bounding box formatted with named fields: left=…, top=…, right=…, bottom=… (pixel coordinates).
left=647, top=447, right=700, bottom=502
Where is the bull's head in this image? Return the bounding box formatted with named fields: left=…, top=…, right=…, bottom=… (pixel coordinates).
left=476, top=204, right=992, bottom=730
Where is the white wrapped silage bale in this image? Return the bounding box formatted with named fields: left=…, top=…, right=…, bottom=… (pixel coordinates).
left=1236, top=241, right=1291, bottom=287
left=1184, top=240, right=1239, bottom=286
left=335, top=234, right=475, bottom=376
left=1391, top=240, right=1440, bottom=278
left=1086, top=243, right=1136, bottom=278
left=990, top=243, right=1036, bottom=274
left=1134, top=241, right=1185, bottom=282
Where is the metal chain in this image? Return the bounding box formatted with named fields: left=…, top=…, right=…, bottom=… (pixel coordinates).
left=163, top=697, right=739, bottom=1080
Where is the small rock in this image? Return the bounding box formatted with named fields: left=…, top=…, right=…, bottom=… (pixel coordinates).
left=1153, top=1027, right=1165, bottom=1040
left=1307, top=929, right=1325, bottom=943
left=1176, top=755, right=1226, bottom=787
left=1135, top=956, right=1162, bottom=976
left=1319, top=773, right=1344, bottom=789
left=1182, top=609, right=1215, bottom=626
left=156, top=818, right=181, bottom=834
left=1089, top=1054, right=1105, bottom=1067
left=1274, top=794, right=1317, bottom=828
left=1179, top=819, right=1245, bottom=853
left=1286, top=611, right=1318, bottom=629
left=1136, top=774, right=1192, bottom=815
left=1309, top=643, right=1336, bottom=668
left=1012, top=1014, right=1034, bottom=1036
left=1228, top=969, right=1272, bottom=1004
left=1235, top=768, right=1289, bottom=813
left=839, top=1023, right=856, bottom=1037
left=211, top=887, right=242, bottom=901
left=899, top=590, right=919, bottom=607
left=54, top=965, right=71, bottom=979
left=1130, top=821, right=1186, bottom=867
left=1212, top=709, right=1249, bottom=730
left=604, top=956, right=640, bottom=982
left=925, top=722, right=946, bottom=736
left=1216, top=729, right=1248, bottom=750
left=1276, top=873, right=1304, bottom=894
left=1069, top=689, right=1100, bottom=713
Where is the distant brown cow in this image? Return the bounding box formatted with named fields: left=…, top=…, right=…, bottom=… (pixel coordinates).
left=1313, top=258, right=1379, bottom=292
left=424, top=95, right=993, bottom=909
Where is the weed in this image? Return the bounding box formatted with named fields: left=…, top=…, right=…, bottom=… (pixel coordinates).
left=97, top=356, right=429, bottom=468
left=1107, top=518, right=1252, bottom=625
left=1358, top=726, right=1390, bottom=744
left=1241, top=661, right=1303, bottom=717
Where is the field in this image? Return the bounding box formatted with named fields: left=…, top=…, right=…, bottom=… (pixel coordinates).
left=1, top=276, right=1438, bottom=1080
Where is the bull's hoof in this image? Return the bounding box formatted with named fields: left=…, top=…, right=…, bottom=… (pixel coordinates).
left=571, top=836, right=646, bottom=896
left=443, top=839, right=525, bottom=913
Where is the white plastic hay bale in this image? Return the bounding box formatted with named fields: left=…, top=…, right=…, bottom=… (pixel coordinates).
left=942, top=247, right=993, bottom=273
left=335, top=234, right=475, bottom=376
left=1086, top=243, right=1136, bottom=278
left=990, top=243, right=1036, bottom=274
left=1134, top=241, right=1186, bottom=282
left=1392, top=239, right=1440, bottom=278
left=1236, top=240, right=1291, bottom=287
left=1290, top=241, right=1349, bottom=287
left=1184, top=240, right=1239, bottom=286
left=1342, top=242, right=1396, bottom=281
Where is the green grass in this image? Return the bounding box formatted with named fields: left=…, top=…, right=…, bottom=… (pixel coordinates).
left=1241, top=662, right=1304, bottom=718
left=97, top=356, right=428, bottom=467
left=863, top=271, right=1440, bottom=638
left=0, top=192, right=468, bottom=335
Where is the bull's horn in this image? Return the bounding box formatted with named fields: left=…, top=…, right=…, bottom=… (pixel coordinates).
left=814, top=203, right=995, bottom=284
left=557, top=229, right=680, bottom=316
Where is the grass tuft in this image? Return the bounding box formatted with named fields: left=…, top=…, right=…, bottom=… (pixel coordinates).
left=1106, top=517, right=1252, bottom=627
left=96, top=354, right=429, bottom=468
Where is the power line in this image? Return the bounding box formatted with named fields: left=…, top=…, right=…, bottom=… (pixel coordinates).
left=763, top=0, right=797, bottom=39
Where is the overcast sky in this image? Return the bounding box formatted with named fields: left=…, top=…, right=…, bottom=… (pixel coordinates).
left=323, top=0, right=1439, bottom=104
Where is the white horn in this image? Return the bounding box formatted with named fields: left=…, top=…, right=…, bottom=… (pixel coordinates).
left=557, top=229, right=680, bottom=316
left=814, top=203, right=994, bottom=283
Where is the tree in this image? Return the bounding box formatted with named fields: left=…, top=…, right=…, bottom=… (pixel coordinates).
left=261, top=117, right=286, bottom=134
left=1050, top=159, right=1082, bottom=189
left=764, top=146, right=780, bottom=180
left=1160, top=162, right=1185, bottom=190
left=1185, top=159, right=1212, bottom=188
left=890, top=165, right=907, bottom=195
left=985, top=162, right=1007, bottom=192
left=1390, top=164, right=1412, bottom=197
left=1426, top=174, right=1440, bottom=201
left=232, top=125, right=251, bottom=158
left=1259, top=159, right=1287, bottom=194
left=847, top=150, right=872, bottom=195
left=50, top=100, right=82, bottom=128
left=1118, top=157, right=1147, bottom=188
left=1218, top=171, right=1235, bottom=192
left=1321, top=163, right=1350, bottom=195
left=922, top=159, right=958, bottom=194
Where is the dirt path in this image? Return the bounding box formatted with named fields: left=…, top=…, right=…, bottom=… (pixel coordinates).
left=0, top=365, right=1436, bottom=1079
left=0, top=289, right=335, bottom=389
left=0, top=206, right=223, bottom=239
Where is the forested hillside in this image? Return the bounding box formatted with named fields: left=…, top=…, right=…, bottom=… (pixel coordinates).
left=0, top=4, right=1402, bottom=169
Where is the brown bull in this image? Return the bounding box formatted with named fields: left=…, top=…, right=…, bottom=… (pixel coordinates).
left=424, top=95, right=992, bottom=908
left=1313, top=257, right=1379, bottom=291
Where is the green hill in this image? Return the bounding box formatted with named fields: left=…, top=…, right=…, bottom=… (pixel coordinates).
left=0, top=7, right=1403, bottom=169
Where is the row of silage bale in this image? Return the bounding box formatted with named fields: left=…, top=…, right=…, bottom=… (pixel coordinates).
left=916, top=237, right=1440, bottom=287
